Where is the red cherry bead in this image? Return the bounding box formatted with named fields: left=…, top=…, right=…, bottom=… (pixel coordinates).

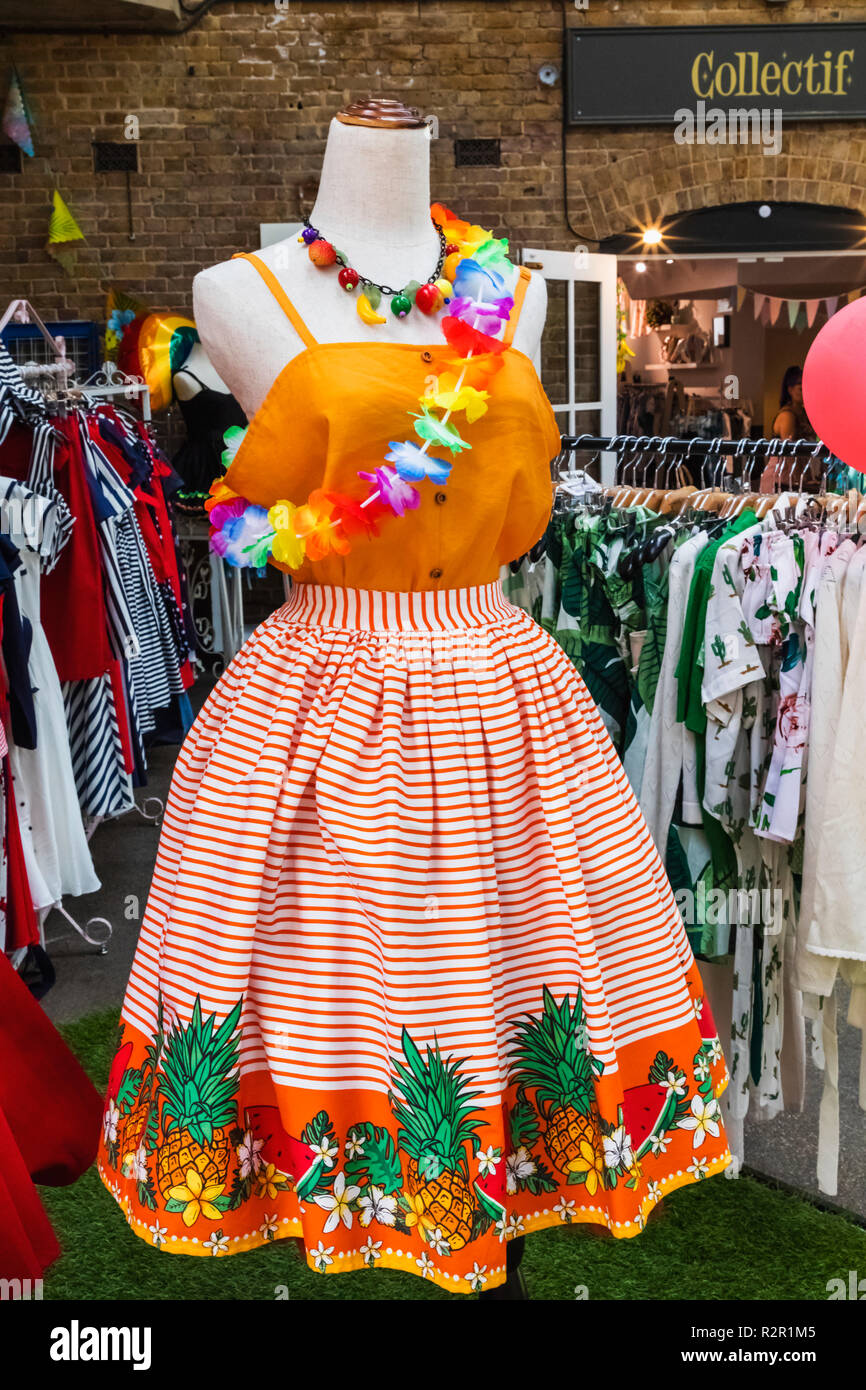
left=414, top=283, right=439, bottom=315
left=338, top=267, right=360, bottom=291
left=308, top=238, right=336, bottom=267
left=446, top=242, right=460, bottom=254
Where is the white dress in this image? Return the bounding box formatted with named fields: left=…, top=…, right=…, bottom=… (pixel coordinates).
left=1, top=481, right=100, bottom=908
left=639, top=530, right=709, bottom=849
left=810, top=545, right=866, bottom=963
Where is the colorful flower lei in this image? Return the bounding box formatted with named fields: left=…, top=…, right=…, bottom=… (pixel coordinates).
left=206, top=204, right=517, bottom=570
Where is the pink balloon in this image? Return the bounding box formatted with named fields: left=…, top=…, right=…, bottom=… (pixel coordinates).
left=803, top=297, right=866, bottom=470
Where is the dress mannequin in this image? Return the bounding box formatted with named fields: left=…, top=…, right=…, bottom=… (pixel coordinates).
left=170, top=338, right=246, bottom=513
left=98, top=100, right=733, bottom=1296
left=172, top=340, right=233, bottom=402
left=193, top=101, right=547, bottom=418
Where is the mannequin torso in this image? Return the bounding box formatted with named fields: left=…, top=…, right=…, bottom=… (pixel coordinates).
left=172, top=340, right=233, bottom=401
left=193, top=116, right=547, bottom=418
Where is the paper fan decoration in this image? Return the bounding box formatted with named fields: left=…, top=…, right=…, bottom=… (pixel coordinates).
left=2, top=66, right=33, bottom=157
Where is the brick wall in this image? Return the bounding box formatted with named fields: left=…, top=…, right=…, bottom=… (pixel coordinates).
left=2, top=0, right=865, bottom=333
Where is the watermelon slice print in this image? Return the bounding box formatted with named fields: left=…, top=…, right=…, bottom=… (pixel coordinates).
left=245, top=1105, right=322, bottom=1199
left=107, top=1041, right=134, bottom=1102
left=696, top=996, right=719, bottom=1045
left=474, top=1159, right=507, bottom=1223
left=621, top=1082, right=672, bottom=1159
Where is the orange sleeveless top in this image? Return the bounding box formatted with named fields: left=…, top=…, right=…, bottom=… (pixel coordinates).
left=221, top=253, right=561, bottom=590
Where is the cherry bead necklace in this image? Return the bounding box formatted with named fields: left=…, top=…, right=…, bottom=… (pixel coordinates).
left=300, top=215, right=454, bottom=321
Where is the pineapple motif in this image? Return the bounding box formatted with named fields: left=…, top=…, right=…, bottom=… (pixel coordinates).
left=154, top=997, right=243, bottom=1208
left=389, top=1028, right=485, bottom=1253
left=106, top=1010, right=162, bottom=1183
left=117, top=1100, right=152, bottom=1168
left=543, top=1100, right=600, bottom=1173
left=509, top=986, right=604, bottom=1175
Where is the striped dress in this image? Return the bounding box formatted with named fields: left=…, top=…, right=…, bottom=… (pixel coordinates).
left=97, top=254, right=729, bottom=1293
left=98, top=582, right=730, bottom=1292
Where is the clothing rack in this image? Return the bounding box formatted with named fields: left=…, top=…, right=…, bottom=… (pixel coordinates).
left=562, top=433, right=825, bottom=458
left=77, top=361, right=152, bottom=422
left=559, top=432, right=828, bottom=490
left=0, top=298, right=66, bottom=357
left=518, top=459, right=866, bottom=1195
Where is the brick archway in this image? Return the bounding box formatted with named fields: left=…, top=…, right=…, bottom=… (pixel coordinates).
left=570, top=140, right=866, bottom=246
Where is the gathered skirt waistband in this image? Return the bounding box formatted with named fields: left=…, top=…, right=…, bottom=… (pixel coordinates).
left=281, top=580, right=516, bottom=631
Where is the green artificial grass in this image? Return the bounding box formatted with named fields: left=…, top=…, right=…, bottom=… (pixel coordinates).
left=42, top=1008, right=866, bottom=1302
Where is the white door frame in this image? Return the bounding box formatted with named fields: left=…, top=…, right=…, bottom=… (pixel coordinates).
left=523, top=247, right=619, bottom=481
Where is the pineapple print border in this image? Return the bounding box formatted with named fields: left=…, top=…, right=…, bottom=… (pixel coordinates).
left=98, top=985, right=731, bottom=1292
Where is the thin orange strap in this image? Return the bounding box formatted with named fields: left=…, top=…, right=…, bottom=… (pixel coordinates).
left=232, top=251, right=318, bottom=348
left=502, top=265, right=531, bottom=346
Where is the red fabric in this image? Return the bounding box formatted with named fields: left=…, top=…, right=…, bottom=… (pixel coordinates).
left=40, top=417, right=112, bottom=682
left=0, top=950, right=102, bottom=1279
left=0, top=1105, right=60, bottom=1280
left=95, top=411, right=194, bottom=690
left=108, top=658, right=135, bottom=776
left=0, top=590, right=37, bottom=950
left=89, top=413, right=167, bottom=575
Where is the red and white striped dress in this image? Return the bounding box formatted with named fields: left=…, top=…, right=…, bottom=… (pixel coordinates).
left=97, top=264, right=729, bottom=1294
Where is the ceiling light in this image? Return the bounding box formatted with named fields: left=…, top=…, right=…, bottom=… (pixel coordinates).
left=666, top=257, right=674, bottom=264
left=642, top=227, right=663, bottom=246
left=758, top=204, right=772, bottom=218
left=635, top=261, right=647, bottom=273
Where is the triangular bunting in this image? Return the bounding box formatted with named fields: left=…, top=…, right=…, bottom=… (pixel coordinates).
left=753, top=292, right=766, bottom=320
left=47, top=189, right=85, bottom=276
left=768, top=296, right=783, bottom=325
left=787, top=299, right=801, bottom=328
left=805, top=298, right=821, bottom=328
left=2, top=65, right=33, bottom=157
left=736, top=285, right=747, bottom=311
left=825, top=296, right=839, bottom=317
left=795, top=307, right=808, bottom=333
left=48, top=190, right=84, bottom=246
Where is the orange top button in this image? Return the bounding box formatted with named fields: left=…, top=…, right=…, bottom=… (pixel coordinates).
left=421, top=350, right=433, bottom=363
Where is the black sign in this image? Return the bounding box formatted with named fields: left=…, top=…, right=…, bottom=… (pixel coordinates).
left=566, top=24, right=866, bottom=124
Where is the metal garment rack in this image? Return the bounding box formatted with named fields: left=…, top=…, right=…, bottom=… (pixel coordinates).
left=559, top=433, right=831, bottom=490
left=76, top=360, right=152, bottom=421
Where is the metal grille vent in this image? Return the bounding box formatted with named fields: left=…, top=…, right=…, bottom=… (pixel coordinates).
left=92, top=141, right=138, bottom=173
left=454, top=138, right=501, bottom=167
left=0, top=144, right=22, bottom=174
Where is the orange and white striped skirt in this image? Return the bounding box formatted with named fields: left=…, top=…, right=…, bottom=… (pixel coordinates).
left=97, top=581, right=730, bottom=1294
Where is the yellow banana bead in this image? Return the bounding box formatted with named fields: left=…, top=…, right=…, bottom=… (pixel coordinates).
left=357, top=292, right=387, bottom=326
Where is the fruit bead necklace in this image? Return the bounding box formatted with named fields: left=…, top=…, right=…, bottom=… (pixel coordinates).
left=302, top=215, right=453, bottom=323
left=206, top=203, right=516, bottom=570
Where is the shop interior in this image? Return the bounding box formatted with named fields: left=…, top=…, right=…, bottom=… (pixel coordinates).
left=607, top=201, right=866, bottom=460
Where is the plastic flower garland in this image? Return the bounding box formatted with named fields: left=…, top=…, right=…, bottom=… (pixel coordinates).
left=206, top=204, right=516, bottom=570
